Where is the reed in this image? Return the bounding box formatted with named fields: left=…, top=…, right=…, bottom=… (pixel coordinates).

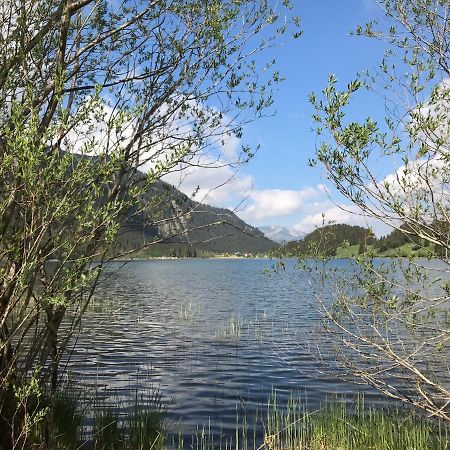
left=214, top=315, right=244, bottom=342
left=92, top=410, right=125, bottom=450
left=29, top=387, right=449, bottom=450
left=262, top=396, right=449, bottom=450
left=180, top=396, right=449, bottom=450
left=128, top=390, right=166, bottom=450
left=28, top=386, right=166, bottom=449
left=178, top=302, right=203, bottom=321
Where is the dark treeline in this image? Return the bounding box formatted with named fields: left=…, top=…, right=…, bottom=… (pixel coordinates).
left=274, top=223, right=441, bottom=258
left=275, top=224, right=376, bottom=257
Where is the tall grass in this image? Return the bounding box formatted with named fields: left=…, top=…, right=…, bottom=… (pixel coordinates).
left=263, top=396, right=449, bottom=450
left=214, top=315, right=244, bottom=342
left=172, top=396, right=449, bottom=450
left=29, top=386, right=167, bottom=450
left=128, top=391, right=166, bottom=450
left=178, top=302, right=203, bottom=321
left=30, top=388, right=449, bottom=450
left=92, top=410, right=125, bottom=450
left=213, top=312, right=275, bottom=343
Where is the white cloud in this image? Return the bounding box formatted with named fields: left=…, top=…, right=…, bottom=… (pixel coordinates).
left=163, top=162, right=253, bottom=207
left=62, top=98, right=148, bottom=163
left=239, top=185, right=326, bottom=222
left=61, top=99, right=391, bottom=237
left=62, top=94, right=245, bottom=180
left=290, top=201, right=391, bottom=236
left=294, top=204, right=364, bottom=232
left=162, top=159, right=392, bottom=236
left=221, top=132, right=240, bottom=160
left=412, top=78, right=450, bottom=152
left=370, top=155, right=450, bottom=227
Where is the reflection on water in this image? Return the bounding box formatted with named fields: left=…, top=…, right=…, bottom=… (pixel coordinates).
left=65, top=259, right=398, bottom=442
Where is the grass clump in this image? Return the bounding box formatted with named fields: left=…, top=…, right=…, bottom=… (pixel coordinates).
left=128, top=391, right=166, bottom=450
left=178, top=301, right=203, bottom=321
left=263, top=397, right=449, bottom=450
left=29, top=388, right=85, bottom=449
left=214, top=315, right=244, bottom=342
left=178, top=396, right=448, bottom=450
left=92, top=410, right=125, bottom=450
left=28, top=387, right=166, bottom=450
left=27, top=387, right=449, bottom=450
left=91, top=390, right=167, bottom=450
left=52, top=393, right=85, bottom=449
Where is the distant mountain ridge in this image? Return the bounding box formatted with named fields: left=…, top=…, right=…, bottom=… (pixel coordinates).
left=274, top=223, right=436, bottom=258
left=117, top=179, right=275, bottom=255
left=259, top=225, right=305, bottom=243
left=275, top=224, right=376, bottom=257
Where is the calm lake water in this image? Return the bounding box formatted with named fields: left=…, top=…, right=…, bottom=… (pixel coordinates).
left=65, top=258, right=413, bottom=444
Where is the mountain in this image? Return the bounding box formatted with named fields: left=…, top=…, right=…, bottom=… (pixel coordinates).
left=116, top=180, right=275, bottom=256
left=58, top=152, right=274, bottom=257
left=275, top=222, right=434, bottom=258
left=276, top=224, right=376, bottom=257
left=259, top=225, right=305, bottom=243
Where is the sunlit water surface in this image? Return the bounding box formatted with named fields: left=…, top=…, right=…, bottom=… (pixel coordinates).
left=64, top=258, right=446, bottom=445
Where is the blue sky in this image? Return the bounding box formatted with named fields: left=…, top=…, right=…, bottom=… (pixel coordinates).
left=165, top=1, right=396, bottom=236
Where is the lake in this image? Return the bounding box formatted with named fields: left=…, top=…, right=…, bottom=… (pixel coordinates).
left=65, top=258, right=408, bottom=445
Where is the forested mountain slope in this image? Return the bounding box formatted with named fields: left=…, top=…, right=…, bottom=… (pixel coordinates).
left=116, top=178, right=274, bottom=255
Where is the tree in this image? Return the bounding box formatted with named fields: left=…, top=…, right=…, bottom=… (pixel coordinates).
left=0, top=0, right=299, bottom=446
left=308, top=0, right=450, bottom=423
left=276, top=223, right=376, bottom=257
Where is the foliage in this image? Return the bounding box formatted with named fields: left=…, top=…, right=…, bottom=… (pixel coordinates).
left=0, top=0, right=299, bottom=446
left=308, top=0, right=450, bottom=424
left=276, top=222, right=438, bottom=258
left=275, top=223, right=376, bottom=257
left=375, top=227, right=412, bottom=252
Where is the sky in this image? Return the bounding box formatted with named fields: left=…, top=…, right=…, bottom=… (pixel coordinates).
left=164, top=0, right=397, bottom=237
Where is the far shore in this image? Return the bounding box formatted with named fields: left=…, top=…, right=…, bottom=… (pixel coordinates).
left=107, top=254, right=271, bottom=262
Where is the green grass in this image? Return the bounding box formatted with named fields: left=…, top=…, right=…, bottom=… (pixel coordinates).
left=52, top=393, right=84, bottom=449
left=30, top=387, right=85, bottom=449
left=128, top=391, right=166, bottom=450
left=335, top=244, right=360, bottom=258
left=334, top=242, right=437, bottom=258
left=27, top=387, right=449, bottom=450
left=92, top=410, right=125, bottom=450
left=214, top=315, right=244, bottom=342
left=28, top=387, right=167, bottom=450
left=263, top=397, right=449, bottom=450
left=180, top=397, right=449, bottom=450
left=380, top=242, right=435, bottom=258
